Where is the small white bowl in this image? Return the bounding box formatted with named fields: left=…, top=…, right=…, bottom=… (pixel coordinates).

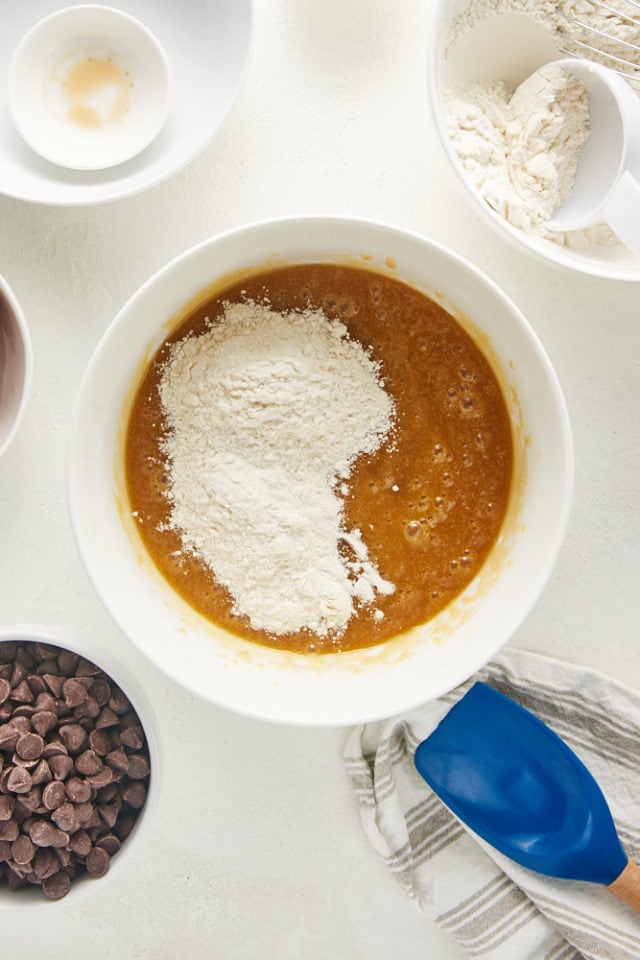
left=0, top=274, right=32, bottom=460
left=8, top=4, right=171, bottom=171
left=428, top=0, right=640, bottom=282
left=68, top=216, right=573, bottom=727
left=0, top=625, right=160, bottom=908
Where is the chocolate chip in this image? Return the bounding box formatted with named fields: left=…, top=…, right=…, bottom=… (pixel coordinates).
left=29, top=820, right=69, bottom=848
left=0, top=819, right=19, bottom=841
left=57, top=651, right=79, bottom=675
left=98, top=802, right=120, bottom=829
left=11, top=705, right=36, bottom=719
left=108, top=687, right=131, bottom=715
left=15, top=787, right=41, bottom=813
left=7, top=766, right=32, bottom=794
left=43, top=870, right=71, bottom=900
left=75, top=750, right=102, bottom=776
left=76, top=658, right=100, bottom=678
left=0, top=643, right=18, bottom=664
left=0, top=795, right=15, bottom=820
left=54, top=847, right=72, bottom=870
left=0, top=724, right=19, bottom=751
left=105, top=748, right=129, bottom=774
left=74, top=696, right=100, bottom=721
left=13, top=800, right=33, bottom=824
left=85, top=808, right=102, bottom=830
left=49, top=753, right=74, bottom=781
left=96, top=782, right=118, bottom=803
left=0, top=679, right=10, bottom=705
left=59, top=724, right=87, bottom=755
left=69, top=829, right=92, bottom=857
left=33, top=643, right=57, bottom=661
left=16, top=732, right=44, bottom=761
left=120, top=725, right=144, bottom=750
left=127, top=754, right=151, bottom=781
left=11, top=834, right=35, bottom=865
left=51, top=802, right=79, bottom=835
left=87, top=766, right=113, bottom=789
left=31, top=710, right=58, bottom=737
left=63, top=678, right=87, bottom=708
left=4, top=863, right=26, bottom=890
left=95, top=707, right=119, bottom=729
left=89, top=728, right=112, bottom=756
left=12, top=753, right=39, bottom=771
left=121, top=781, right=147, bottom=810
left=11, top=720, right=31, bottom=739
left=89, top=679, right=111, bottom=707
left=42, top=781, right=67, bottom=811
left=96, top=833, right=121, bottom=856
left=11, top=662, right=27, bottom=686
left=31, top=759, right=53, bottom=786
left=114, top=816, right=136, bottom=842
left=26, top=674, right=47, bottom=697
left=42, top=674, right=64, bottom=698
left=11, top=680, right=34, bottom=704
left=86, top=846, right=110, bottom=877
left=65, top=776, right=92, bottom=804
left=33, top=847, right=58, bottom=879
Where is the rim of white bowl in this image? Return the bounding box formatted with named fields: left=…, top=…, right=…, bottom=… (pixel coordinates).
left=0, top=274, right=33, bottom=460
left=67, top=214, right=574, bottom=726
left=426, top=0, right=640, bottom=283
left=0, top=624, right=161, bottom=909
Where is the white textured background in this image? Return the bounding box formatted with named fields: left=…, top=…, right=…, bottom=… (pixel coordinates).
left=1, top=1, right=639, bottom=956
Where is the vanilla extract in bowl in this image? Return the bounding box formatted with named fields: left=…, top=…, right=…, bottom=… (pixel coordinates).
left=124, top=263, right=513, bottom=655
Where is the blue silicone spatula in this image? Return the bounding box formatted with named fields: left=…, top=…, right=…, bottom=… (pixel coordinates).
left=414, top=681, right=640, bottom=911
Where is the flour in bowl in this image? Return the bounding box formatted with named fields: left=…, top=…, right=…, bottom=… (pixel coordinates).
left=444, top=64, right=592, bottom=236
left=158, top=299, right=396, bottom=639
left=444, top=0, right=640, bottom=246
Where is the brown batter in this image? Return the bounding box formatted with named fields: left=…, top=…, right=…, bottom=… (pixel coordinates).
left=125, top=264, right=513, bottom=653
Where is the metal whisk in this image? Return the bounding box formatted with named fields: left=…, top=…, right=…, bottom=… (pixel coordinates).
left=560, top=0, right=640, bottom=83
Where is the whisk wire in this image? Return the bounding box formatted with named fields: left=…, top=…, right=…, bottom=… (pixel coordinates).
left=562, top=1, right=640, bottom=84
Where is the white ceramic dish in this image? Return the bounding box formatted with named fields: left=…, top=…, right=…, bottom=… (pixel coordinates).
left=68, top=216, right=573, bottom=727
left=427, top=0, right=640, bottom=282
left=0, top=274, right=33, bottom=460
left=9, top=5, right=172, bottom=171
left=0, top=625, right=160, bottom=908
left=0, top=0, right=252, bottom=204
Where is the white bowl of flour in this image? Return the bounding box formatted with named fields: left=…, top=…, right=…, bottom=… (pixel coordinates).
left=428, top=0, right=640, bottom=281
left=67, top=216, right=572, bottom=725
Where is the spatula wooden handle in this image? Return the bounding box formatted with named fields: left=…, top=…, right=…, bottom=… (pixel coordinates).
left=608, top=860, right=640, bottom=911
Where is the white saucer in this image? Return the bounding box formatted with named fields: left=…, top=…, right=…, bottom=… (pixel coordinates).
left=9, top=5, right=172, bottom=171
left=0, top=0, right=253, bottom=204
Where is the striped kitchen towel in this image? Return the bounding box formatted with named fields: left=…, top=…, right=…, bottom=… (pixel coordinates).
left=344, top=648, right=640, bottom=960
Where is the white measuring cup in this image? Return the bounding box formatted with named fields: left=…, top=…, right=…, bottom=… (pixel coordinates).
left=545, top=58, right=640, bottom=253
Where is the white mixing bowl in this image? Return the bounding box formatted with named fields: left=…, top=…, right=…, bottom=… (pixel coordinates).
left=428, top=0, right=640, bottom=281
left=68, top=216, right=573, bottom=726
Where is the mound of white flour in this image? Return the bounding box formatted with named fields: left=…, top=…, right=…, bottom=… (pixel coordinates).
left=158, top=300, right=396, bottom=641
left=444, top=64, right=592, bottom=237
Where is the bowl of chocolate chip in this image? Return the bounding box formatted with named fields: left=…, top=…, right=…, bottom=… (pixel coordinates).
left=0, top=628, right=157, bottom=903
left=68, top=215, right=573, bottom=726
